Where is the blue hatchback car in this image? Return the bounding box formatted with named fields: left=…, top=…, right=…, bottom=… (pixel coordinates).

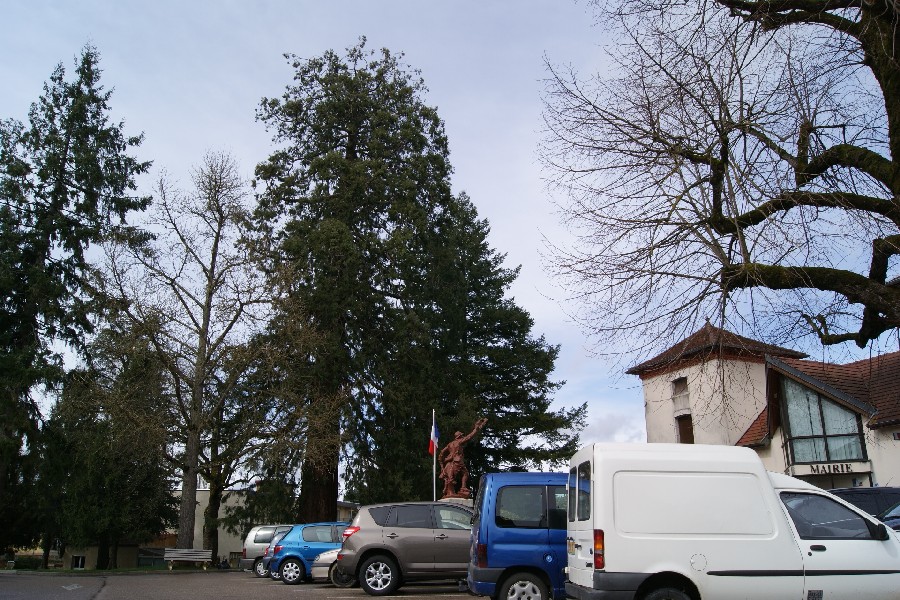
left=268, top=522, right=348, bottom=585
left=467, top=472, right=568, bottom=600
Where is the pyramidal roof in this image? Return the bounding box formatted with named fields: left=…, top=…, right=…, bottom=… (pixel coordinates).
left=626, top=321, right=807, bottom=376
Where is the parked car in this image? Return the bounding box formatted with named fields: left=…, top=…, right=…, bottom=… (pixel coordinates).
left=468, top=472, right=568, bottom=600
left=877, top=500, right=900, bottom=531
left=337, top=501, right=473, bottom=596
left=829, top=486, right=900, bottom=516
left=566, top=443, right=900, bottom=600
left=311, top=548, right=356, bottom=587
left=268, top=522, right=348, bottom=585
left=260, top=530, right=288, bottom=579
left=239, top=524, right=293, bottom=576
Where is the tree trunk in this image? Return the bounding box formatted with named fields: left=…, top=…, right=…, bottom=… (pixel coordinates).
left=296, top=459, right=339, bottom=522
left=202, top=482, right=222, bottom=560
left=96, top=533, right=109, bottom=570
left=177, top=429, right=200, bottom=548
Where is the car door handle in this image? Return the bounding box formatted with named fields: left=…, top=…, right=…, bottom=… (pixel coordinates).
left=386, top=533, right=399, bottom=539
left=810, top=545, right=827, bottom=552
left=435, top=534, right=448, bottom=540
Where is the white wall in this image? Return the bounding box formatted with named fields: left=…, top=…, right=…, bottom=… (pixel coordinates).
left=643, top=358, right=767, bottom=446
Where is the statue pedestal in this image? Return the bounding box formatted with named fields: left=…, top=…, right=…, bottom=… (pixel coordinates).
left=439, top=496, right=474, bottom=509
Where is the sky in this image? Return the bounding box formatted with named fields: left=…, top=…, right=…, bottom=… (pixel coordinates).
left=0, top=0, right=647, bottom=444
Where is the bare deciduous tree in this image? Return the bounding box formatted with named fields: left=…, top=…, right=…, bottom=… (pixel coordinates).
left=542, top=0, right=900, bottom=359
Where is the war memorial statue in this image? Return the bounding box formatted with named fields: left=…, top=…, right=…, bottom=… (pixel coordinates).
left=438, top=417, right=487, bottom=499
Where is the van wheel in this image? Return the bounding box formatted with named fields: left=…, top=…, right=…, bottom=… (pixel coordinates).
left=500, top=573, right=548, bottom=600
left=253, top=558, right=268, bottom=578
left=330, top=561, right=356, bottom=587
left=642, top=588, right=691, bottom=600
left=359, top=555, right=401, bottom=596
left=280, top=558, right=306, bottom=585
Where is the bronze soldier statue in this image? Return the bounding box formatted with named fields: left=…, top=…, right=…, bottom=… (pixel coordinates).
left=438, top=417, right=487, bottom=499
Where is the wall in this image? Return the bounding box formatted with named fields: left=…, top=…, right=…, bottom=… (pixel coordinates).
left=642, top=357, right=767, bottom=446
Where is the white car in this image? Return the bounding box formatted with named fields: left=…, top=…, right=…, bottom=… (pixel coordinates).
left=311, top=548, right=355, bottom=587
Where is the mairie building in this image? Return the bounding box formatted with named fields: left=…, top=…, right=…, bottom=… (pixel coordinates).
left=627, top=322, right=900, bottom=490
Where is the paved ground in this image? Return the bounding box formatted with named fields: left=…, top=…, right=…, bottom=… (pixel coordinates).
left=0, top=570, right=473, bottom=600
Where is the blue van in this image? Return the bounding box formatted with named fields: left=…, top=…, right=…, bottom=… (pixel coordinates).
left=467, top=472, right=567, bottom=600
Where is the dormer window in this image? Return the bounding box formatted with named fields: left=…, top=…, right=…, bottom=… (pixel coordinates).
left=780, top=377, right=865, bottom=464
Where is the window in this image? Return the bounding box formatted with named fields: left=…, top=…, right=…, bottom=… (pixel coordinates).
left=672, top=377, right=690, bottom=412
left=302, top=525, right=333, bottom=542
left=548, top=485, right=567, bottom=529
left=781, top=492, right=877, bottom=539
left=435, top=505, right=472, bottom=530
left=497, top=486, right=544, bottom=528
left=369, top=506, right=392, bottom=526
left=253, top=526, right=275, bottom=544
left=568, top=461, right=591, bottom=521
left=390, top=504, right=433, bottom=528
left=676, top=414, right=694, bottom=444
left=781, top=377, right=865, bottom=464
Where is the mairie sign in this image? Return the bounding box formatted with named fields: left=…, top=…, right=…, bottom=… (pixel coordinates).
left=789, top=461, right=871, bottom=477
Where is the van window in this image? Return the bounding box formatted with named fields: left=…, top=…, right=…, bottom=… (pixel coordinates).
left=781, top=492, right=877, bottom=539
left=568, top=464, right=591, bottom=522
left=497, top=486, right=544, bottom=528
left=548, top=485, right=567, bottom=529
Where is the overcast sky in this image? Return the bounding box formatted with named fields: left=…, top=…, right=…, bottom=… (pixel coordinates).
left=1, top=0, right=647, bottom=444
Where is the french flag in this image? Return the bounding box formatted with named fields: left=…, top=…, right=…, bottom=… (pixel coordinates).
left=429, top=414, right=439, bottom=456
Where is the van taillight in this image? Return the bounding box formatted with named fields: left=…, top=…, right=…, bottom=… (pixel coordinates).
left=343, top=526, right=360, bottom=540
left=476, top=543, right=488, bottom=568
left=593, top=530, right=604, bottom=569
left=263, top=547, right=269, bottom=557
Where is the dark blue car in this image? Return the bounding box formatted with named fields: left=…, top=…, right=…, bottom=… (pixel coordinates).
left=268, top=522, right=348, bottom=585
left=878, top=501, right=900, bottom=531
left=467, top=472, right=568, bottom=600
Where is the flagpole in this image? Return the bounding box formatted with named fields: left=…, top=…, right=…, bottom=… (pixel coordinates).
left=432, top=409, right=437, bottom=501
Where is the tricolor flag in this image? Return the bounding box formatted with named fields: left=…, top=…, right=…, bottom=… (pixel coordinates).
left=429, top=413, right=439, bottom=456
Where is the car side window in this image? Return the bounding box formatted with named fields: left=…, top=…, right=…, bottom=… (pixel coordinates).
left=497, top=485, right=544, bottom=528
left=781, top=492, right=877, bottom=539
left=369, top=506, right=392, bottom=526
left=302, top=525, right=333, bottom=542
left=434, top=506, right=472, bottom=530
left=253, top=526, right=275, bottom=544
left=392, top=505, right=433, bottom=528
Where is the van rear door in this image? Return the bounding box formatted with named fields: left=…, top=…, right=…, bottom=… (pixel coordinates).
left=566, top=458, right=595, bottom=589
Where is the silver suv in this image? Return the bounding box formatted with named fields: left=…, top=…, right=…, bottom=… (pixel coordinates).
left=337, top=501, right=472, bottom=596
left=238, top=524, right=293, bottom=576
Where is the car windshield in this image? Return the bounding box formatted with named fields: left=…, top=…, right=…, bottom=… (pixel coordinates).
left=878, top=501, right=900, bottom=521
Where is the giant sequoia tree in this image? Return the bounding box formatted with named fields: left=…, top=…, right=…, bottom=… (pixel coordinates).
left=0, top=46, right=149, bottom=551
left=543, top=0, right=900, bottom=355
left=257, top=40, right=583, bottom=513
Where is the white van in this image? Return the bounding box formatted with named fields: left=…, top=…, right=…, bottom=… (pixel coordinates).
left=565, top=443, right=900, bottom=600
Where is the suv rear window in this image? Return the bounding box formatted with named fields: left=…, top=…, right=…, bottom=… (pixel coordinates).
left=369, top=506, right=392, bottom=526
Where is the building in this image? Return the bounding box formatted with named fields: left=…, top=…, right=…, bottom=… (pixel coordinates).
left=628, top=322, right=900, bottom=490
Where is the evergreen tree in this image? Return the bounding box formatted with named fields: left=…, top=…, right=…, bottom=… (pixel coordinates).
left=256, top=40, right=583, bottom=513
left=0, top=45, right=149, bottom=552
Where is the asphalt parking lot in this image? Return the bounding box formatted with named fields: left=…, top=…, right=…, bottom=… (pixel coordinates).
left=0, top=570, right=472, bottom=600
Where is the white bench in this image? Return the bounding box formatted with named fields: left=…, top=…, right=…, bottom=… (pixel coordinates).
left=163, top=548, right=213, bottom=570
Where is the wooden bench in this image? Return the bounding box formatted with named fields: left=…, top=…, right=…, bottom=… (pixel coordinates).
left=163, top=548, right=213, bottom=570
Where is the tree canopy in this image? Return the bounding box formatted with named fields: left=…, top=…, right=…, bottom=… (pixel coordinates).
left=0, top=45, right=149, bottom=552
left=542, top=0, right=900, bottom=356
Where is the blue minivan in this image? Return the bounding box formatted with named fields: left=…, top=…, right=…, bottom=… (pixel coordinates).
left=467, top=472, right=568, bottom=600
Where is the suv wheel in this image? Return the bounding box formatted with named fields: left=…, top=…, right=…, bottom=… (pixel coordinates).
left=280, top=558, right=306, bottom=585
left=359, top=555, right=401, bottom=596
left=500, top=573, right=548, bottom=600
left=253, top=558, right=268, bottom=578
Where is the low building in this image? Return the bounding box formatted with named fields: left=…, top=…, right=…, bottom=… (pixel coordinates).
left=628, top=322, right=900, bottom=490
